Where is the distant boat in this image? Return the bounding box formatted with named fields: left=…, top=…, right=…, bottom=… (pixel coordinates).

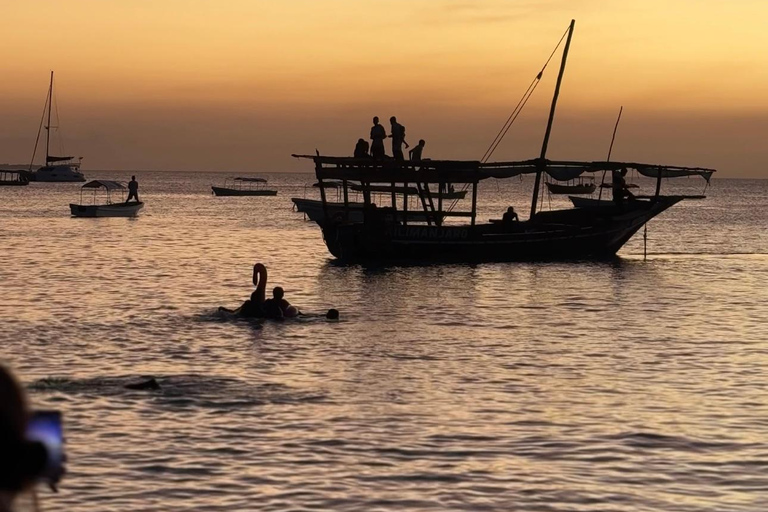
left=211, top=177, right=277, bottom=196
left=0, top=170, right=29, bottom=187
left=546, top=181, right=596, bottom=195
left=28, top=72, right=86, bottom=183
left=70, top=180, right=143, bottom=217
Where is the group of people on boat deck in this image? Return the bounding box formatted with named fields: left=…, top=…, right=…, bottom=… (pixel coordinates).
left=353, top=116, right=426, bottom=162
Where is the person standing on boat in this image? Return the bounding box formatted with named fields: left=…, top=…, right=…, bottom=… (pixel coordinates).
left=409, top=139, right=426, bottom=162
left=370, top=117, right=387, bottom=160
left=388, top=116, right=408, bottom=160
left=126, top=175, right=139, bottom=203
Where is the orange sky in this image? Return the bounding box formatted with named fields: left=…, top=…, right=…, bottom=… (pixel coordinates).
left=1, top=0, right=766, bottom=176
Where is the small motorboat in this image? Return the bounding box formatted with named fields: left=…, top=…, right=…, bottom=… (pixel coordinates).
left=212, top=177, right=277, bottom=196
left=546, top=180, right=596, bottom=195
left=70, top=180, right=143, bottom=217
left=0, top=171, right=29, bottom=187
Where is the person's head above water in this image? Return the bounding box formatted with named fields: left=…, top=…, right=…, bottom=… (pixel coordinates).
left=326, top=308, right=339, bottom=320
left=273, top=287, right=284, bottom=300
left=372, top=116, right=379, bottom=125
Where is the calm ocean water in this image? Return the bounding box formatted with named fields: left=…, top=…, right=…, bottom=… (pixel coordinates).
left=1, top=171, right=767, bottom=511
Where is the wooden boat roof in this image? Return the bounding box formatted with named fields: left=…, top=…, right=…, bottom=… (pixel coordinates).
left=82, top=180, right=125, bottom=190
left=292, top=155, right=716, bottom=183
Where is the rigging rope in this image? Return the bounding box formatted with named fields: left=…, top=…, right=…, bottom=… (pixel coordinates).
left=480, top=24, right=571, bottom=164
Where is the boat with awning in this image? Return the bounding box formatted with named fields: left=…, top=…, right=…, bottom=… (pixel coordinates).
left=291, top=20, right=715, bottom=263
left=70, top=180, right=143, bottom=217
left=212, top=177, right=277, bottom=196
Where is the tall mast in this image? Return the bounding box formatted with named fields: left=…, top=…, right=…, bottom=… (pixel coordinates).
left=530, top=19, right=575, bottom=218
left=45, top=71, right=53, bottom=165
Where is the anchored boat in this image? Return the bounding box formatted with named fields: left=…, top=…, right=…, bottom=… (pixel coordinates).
left=70, top=180, right=143, bottom=217
left=292, top=20, right=715, bottom=263
left=28, top=72, right=86, bottom=182
left=0, top=171, right=29, bottom=187
left=212, top=177, right=277, bottom=196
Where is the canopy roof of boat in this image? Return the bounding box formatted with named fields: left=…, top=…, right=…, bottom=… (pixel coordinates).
left=293, top=155, right=716, bottom=183
left=234, top=177, right=267, bottom=182
left=82, top=180, right=125, bottom=190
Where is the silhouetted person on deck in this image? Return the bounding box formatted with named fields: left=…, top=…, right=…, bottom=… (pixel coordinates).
left=126, top=176, right=139, bottom=203
left=354, top=138, right=370, bottom=158
left=502, top=206, right=519, bottom=225
left=612, top=168, right=634, bottom=208
left=409, top=139, right=426, bottom=162
left=370, top=116, right=387, bottom=160
left=388, top=116, right=408, bottom=160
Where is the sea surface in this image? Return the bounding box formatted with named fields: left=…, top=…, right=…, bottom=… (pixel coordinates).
left=1, top=171, right=767, bottom=512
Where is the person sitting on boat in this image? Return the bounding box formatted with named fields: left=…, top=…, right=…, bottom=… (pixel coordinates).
left=354, top=138, right=370, bottom=159
left=502, top=206, right=519, bottom=225
left=126, top=175, right=139, bottom=203
left=388, top=116, right=408, bottom=160
left=370, top=117, right=387, bottom=160
left=612, top=168, right=635, bottom=207
left=409, top=139, right=426, bottom=162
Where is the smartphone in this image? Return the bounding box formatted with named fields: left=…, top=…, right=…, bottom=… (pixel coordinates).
left=26, top=411, right=65, bottom=486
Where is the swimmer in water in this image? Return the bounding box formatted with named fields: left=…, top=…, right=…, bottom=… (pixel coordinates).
left=218, top=263, right=267, bottom=318
left=262, top=286, right=299, bottom=319
left=220, top=264, right=299, bottom=319
left=326, top=308, right=339, bottom=320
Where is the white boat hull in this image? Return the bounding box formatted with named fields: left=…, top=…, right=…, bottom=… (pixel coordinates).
left=70, top=202, right=144, bottom=218
left=34, top=165, right=86, bottom=182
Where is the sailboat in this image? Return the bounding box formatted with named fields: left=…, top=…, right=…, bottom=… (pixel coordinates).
left=292, top=20, right=715, bottom=262
left=28, top=72, right=86, bottom=182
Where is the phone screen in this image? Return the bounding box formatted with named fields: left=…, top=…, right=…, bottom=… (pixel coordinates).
left=26, top=411, right=64, bottom=485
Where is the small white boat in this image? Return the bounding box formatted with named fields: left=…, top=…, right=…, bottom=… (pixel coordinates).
left=70, top=180, right=143, bottom=217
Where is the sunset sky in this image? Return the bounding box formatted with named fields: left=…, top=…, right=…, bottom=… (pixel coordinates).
left=1, top=0, right=766, bottom=176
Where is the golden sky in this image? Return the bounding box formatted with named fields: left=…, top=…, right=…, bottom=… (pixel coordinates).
left=1, top=0, right=766, bottom=176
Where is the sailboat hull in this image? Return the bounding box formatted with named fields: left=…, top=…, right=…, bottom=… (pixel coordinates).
left=319, top=197, right=681, bottom=262
left=33, top=165, right=86, bottom=182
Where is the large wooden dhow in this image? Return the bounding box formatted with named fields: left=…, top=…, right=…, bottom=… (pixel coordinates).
left=293, top=20, right=715, bottom=263
left=292, top=156, right=713, bottom=262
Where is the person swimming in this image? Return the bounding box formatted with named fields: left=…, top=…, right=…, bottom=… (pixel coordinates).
left=262, top=286, right=299, bottom=319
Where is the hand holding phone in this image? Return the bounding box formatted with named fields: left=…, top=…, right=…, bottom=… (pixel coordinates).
left=26, top=411, right=65, bottom=491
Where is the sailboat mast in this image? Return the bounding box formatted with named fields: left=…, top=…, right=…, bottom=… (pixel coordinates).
left=45, top=71, right=53, bottom=165
left=529, top=19, right=575, bottom=218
